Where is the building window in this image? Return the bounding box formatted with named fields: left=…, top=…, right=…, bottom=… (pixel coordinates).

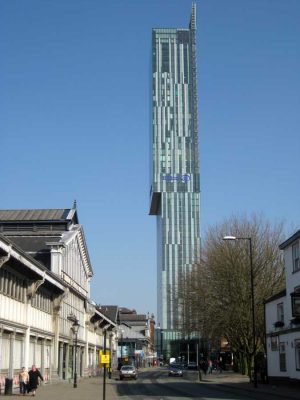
left=271, top=336, right=278, bottom=351
left=0, top=268, right=25, bottom=302
left=277, top=303, right=284, bottom=322
left=279, top=342, right=286, bottom=371
left=291, top=291, right=300, bottom=318
left=31, top=288, right=53, bottom=314
left=292, top=242, right=299, bottom=272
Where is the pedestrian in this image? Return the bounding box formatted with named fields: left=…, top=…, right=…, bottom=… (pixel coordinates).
left=217, top=359, right=223, bottom=373
left=28, top=365, right=43, bottom=396
left=19, top=367, right=29, bottom=396
left=200, top=359, right=207, bottom=375
left=208, top=359, right=213, bottom=374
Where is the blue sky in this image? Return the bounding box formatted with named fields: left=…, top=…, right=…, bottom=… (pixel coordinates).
left=1, top=0, right=299, bottom=316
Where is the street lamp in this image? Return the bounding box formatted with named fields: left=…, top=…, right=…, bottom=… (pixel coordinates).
left=108, top=333, right=113, bottom=378
left=223, top=235, right=257, bottom=388
left=71, top=318, right=80, bottom=388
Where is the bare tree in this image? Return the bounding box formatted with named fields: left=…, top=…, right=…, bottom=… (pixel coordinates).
left=183, top=215, right=285, bottom=378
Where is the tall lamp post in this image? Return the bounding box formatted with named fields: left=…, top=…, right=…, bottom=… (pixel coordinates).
left=71, top=319, right=80, bottom=388
left=108, top=333, right=113, bottom=378
left=223, top=235, right=257, bottom=388
left=119, top=328, right=124, bottom=367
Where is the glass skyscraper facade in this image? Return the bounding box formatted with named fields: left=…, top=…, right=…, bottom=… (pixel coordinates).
left=150, top=3, right=200, bottom=330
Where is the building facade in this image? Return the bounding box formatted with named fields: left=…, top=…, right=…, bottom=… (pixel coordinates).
left=0, top=207, right=117, bottom=392
left=149, top=3, right=200, bottom=330
left=265, top=229, right=300, bottom=383
left=101, top=306, right=155, bottom=368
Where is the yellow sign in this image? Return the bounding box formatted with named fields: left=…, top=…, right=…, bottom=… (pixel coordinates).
left=99, top=350, right=110, bottom=366
left=101, top=354, right=110, bottom=364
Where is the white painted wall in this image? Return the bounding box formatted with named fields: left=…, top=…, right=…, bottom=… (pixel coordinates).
left=265, top=233, right=300, bottom=381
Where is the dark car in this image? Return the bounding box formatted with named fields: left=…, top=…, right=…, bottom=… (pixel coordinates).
left=168, top=364, right=183, bottom=377
left=119, top=365, right=138, bottom=380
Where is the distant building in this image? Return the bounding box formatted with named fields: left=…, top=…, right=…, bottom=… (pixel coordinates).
left=101, top=306, right=155, bottom=367
left=0, top=206, right=116, bottom=391
left=149, top=2, right=201, bottom=331
left=119, top=307, right=148, bottom=335
left=265, top=229, right=300, bottom=383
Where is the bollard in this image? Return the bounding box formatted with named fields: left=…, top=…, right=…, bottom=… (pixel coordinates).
left=4, top=378, right=13, bottom=395
left=198, top=369, right=202, bottom=381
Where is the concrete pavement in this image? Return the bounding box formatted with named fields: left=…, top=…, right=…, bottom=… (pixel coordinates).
left=199, top=370, right=300, bottom=400
left=3, top=375, right=119, bottom=400
left=3, top=369, right=300, bottom=399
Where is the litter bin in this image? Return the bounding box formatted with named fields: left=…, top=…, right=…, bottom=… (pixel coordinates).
left=4, top=378, right=13, bottom=395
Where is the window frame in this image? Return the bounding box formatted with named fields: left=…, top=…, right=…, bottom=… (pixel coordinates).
left=277, top=303, right=284, bottom=322
left=271, top=336, right=278, bottom=351
left=279, top=342, right=287, bottom=372
left=292, top=242, right=300, bottom=272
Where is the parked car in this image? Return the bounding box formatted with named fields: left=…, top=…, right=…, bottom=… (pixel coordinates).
left=119, top=365, right=138, bottom=380
left=168, top=364, right=183, bottom=377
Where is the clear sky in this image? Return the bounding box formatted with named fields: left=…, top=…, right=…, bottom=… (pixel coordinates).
left=1, top=0, right=299, bottom=317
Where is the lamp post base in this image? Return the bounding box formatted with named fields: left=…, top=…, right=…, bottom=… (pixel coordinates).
left=73, top=373, right=77, bottom=388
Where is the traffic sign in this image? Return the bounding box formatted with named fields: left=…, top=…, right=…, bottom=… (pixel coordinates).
left=101, top=354, right=110, bottom=364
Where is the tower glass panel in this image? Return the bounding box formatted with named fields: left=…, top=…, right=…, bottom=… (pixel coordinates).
left=150, top=4, right=200, bottom=330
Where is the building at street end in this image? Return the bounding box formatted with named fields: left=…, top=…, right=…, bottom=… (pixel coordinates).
left=100, top=306, right=155, bottom=367
left=265, top=229, right=300, bottom=383
left=0, top=206, right=117, bottom=392
left=149, top=2, right=200, bottom=337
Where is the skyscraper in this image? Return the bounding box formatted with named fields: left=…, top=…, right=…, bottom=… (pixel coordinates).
left=150, top=3, right=200, bottom=331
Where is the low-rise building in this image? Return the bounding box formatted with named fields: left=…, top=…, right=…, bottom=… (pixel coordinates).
left=101, top=306, right=155, bottom=367
left=265, top=229, right=300, bottom=383
left=0, top=206, right=116, bottom=392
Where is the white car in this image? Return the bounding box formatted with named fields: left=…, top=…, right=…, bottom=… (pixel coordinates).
left=119, top=365, right=138, bottom=380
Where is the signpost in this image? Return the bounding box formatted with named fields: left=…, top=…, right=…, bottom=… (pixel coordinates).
left=100, top=330, right=110, bottom=400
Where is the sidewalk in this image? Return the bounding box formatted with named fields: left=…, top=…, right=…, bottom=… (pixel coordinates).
left=1, top=375, right=119, bottom=400
left=3, top=370, right=299, bottom=400
left=199, top=370, right=300, bottom=400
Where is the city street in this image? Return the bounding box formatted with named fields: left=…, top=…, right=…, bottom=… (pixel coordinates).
left=5, top=368, right=299, bottom=400
left=115, top=368, right=299, bottom=400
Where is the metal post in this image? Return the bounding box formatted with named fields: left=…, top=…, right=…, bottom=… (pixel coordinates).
left=121, top=331, right=123, bottom=365
left=103, top=329, right=107, bottom=400
left=161, top=330, right=163, bottom=363
left=223, top=236, right=257, bottom=388
left=67, top=315, right=80, bottom=388
left=108, top=334, right=112, bottom=379
left=249, top=238, right=257, bottom=388
left=74, top=332, right=78, bottom=388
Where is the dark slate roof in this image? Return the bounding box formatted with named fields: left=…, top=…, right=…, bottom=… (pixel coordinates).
left=0, top=233, right=65, bottom=292
left=0, top=209, right=74, bottom=222
left=100, top=305, right=119, bottom=323
left=279, top=229, right=300, bottom=250
left=120, top=314, right=147, bottom=322
left=4, top=236, right=58, bottom=269
left=6, top=236, right=60, bottom=252
left=119, top=307, right=137, bottom=314
left=264, top=289, right=286, bottom=304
